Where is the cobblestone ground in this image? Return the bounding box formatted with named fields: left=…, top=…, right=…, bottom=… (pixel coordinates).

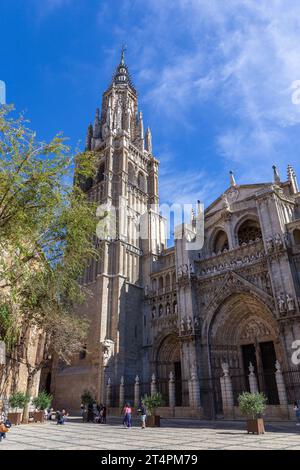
left=1, top=417, right=300, bottom=450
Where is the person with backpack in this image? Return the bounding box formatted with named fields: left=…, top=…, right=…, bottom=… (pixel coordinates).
left=0, top=419, right=10, bottom=441
left=138, top=402, right=147, bottom=429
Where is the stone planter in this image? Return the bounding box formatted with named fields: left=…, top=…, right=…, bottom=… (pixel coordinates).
left=146, top=415, right=160, bottom=427
left=29, top=411, right=45, bottom=423
left=246, top=418, right=265, bottom=435
left=8, top=412, right=22, bottom=425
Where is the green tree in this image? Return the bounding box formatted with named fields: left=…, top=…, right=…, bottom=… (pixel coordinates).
left=0, top=105, right=99, bottom=422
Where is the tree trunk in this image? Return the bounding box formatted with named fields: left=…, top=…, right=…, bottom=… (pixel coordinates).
left=22, top=372, right=35, bottom=424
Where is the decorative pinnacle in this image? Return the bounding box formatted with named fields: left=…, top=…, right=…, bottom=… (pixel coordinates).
left=121, top=44, right=127, bottom=65
left=229, top=170, right=237, bottom=187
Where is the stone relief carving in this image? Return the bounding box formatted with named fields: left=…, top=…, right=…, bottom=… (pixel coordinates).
left=240, top=319, right=271, bottom=341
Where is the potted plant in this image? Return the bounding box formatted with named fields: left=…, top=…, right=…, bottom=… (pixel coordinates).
left=81, top=390, right=95, bottom=422
left=8, top=392, right=30, bottom=425
left=142, top=392, right=164, bottom=427
left=31, top=391, right=52, bottom=422
left=238, top=391, right=267, bottom=435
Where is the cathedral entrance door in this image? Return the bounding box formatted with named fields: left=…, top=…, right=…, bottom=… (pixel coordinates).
left=174, top=361, right=182, bottom=406
left=242, top=344, right=257, bottom=391
left=260, top=341, right=279, bottom=405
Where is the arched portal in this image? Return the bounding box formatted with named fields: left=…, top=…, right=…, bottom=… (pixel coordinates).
left=208, top=292, right=281, bottom=407
left=155, top=334, right=182, bottom=406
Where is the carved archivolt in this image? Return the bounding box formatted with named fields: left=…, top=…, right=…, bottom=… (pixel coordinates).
left=207, top=290, right=278, bottom=346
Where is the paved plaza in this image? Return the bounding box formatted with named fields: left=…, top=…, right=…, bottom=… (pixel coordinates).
left=1, top=417, right=300, bottom=450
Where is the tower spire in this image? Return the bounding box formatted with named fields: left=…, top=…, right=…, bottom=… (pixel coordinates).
left=121, top=44, right=126, bottom=65
left=287, top=164, right=299, bottom=194
left=272, top=165, right=281, bottom=184
left=229, top=170, right=237, bottom=187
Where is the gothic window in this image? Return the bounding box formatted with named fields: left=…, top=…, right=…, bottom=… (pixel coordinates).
left=158, top=304, right=163, bottom=317
left=152, top=278, right=157, bottom=293
left=85, top=177, right=93, bottom=191
left=237, top=219, right=262, bottom=245
left=213, top=230, right=229, bottom=253
left=165, top=273, right=171, bottom=290
left=294, top=228, right=300, bottom=245
left=128, top=162, right=135, bottom=185
left=97, top=163, right=105, bottom=183
left=138, top=172, right=146, bottom=192
left=151, top=307, right=156, bottom=319
left=172, top=272, right=176, bottom=289
left=158, top=276, right=164, bottom=291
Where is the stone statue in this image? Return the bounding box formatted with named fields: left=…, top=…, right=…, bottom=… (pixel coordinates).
left=180, top=318, right=186, bottom=334
left=102, top=339, right=114, bottom=366
left=274, top=233, right=283, bottom=249
left=277, top=293, right=286, bottom=314
left=221, top=362, right=230, bottom=377
left=286, top=293, right=295, bottom=312
left=166, top=304, right=170, bottom=315
left=248, top=362, right=255, bottom=375
left=186, top=316, right=193, bottom=333
left=275, top=360, right=281, bottom=373
left=222, top=193, right=230, bottom=211
left=194, top=316, right=200, bottom=330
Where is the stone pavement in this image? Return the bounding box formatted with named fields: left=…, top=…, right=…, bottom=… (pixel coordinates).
left=1, top=417, right=300, bottom=450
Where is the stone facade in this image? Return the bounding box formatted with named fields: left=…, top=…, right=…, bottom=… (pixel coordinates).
left=52, top=52, right=300, bottom=418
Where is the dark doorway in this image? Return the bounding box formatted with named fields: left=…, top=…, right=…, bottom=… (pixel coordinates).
left=45, top=372, right=52, bottom=394
left=242, top=344, right=257, bottom=391
left=260, top=341, right=279, bottom=404
left=174, top=361, right=182, bottom=406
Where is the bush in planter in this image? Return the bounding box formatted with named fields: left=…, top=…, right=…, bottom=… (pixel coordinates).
left=8, top=392, right=30, bottom=425
left=32, top=391, right=52, bottom=411
left=142, top=393, right=164, bottom=426
left=9, top=392, right=30, bottom=411
left=238, top=392, right=267, bottom=434
left=81, top=390, right=95, bottom=407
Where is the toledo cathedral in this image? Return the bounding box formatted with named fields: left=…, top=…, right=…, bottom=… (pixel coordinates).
left=51, top=51, right=300, bottom=420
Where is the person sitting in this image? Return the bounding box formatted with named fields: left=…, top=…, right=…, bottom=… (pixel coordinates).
left=101, top=405, right=107, bottom=424
left=0, top=420, right=10, bottom=441
left=56, top=410, right=65, bottom=425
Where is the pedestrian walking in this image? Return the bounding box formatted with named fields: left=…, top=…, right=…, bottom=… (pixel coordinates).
left=138, top=402, right=147, bottom=429
left=102, top=405, right=107, bottom=424
left=123, top=403, right=132, bottom=428
left=294, top=401, right=300, bottom=425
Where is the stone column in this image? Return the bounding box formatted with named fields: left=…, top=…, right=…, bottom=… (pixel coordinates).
left=248, top=362, right=258, bottom=393
left=169, top=371, right=175, bottom=408
left=106, top=378, right=111, bottom=407
left=134, top=375, right=140, bottom=409
left=119, top=376, right=124, bottom=408
left=275, top=360, right=288, bottom=405
left=220, top=363, right=234, bottom=418
left=151, top=373, right=157, bottom=396
left=190, top=367, right=201, bottom=408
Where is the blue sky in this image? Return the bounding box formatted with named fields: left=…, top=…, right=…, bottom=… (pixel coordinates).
left=1, top=0, right=300, bottom=207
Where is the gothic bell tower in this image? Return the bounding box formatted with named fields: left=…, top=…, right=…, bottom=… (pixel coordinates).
left=74, top=48, right=166, bottom=402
